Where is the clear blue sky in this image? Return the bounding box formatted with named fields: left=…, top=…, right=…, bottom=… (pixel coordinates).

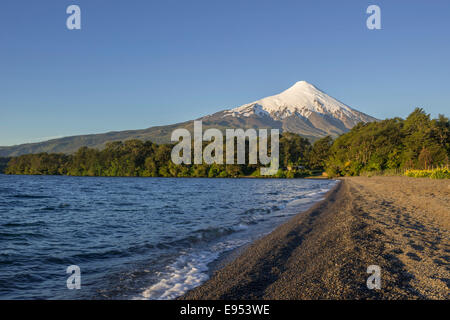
left=1, top=0, right=449, bottom=146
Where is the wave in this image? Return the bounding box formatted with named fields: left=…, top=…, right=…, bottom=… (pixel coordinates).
left=139, top=251, right=217, bottom=300
left=10, top=194, right=53, bottom=199
left=2, top=221, right=47, bottom=228
left=0, top=232, right=47, bottom=240
left=163, top=226, right=240, bottom=248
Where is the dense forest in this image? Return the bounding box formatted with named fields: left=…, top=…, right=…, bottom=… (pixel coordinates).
left=3, top=108, right=449, bottom=178
left=3, top=133, right=331, bottom=178
left=0, top=157, right=11, bottom=173
left=325, top=108, right=449, bottom=176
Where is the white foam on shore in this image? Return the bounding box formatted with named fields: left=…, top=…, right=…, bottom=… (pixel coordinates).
left=139, top=251, right=217, bottom=300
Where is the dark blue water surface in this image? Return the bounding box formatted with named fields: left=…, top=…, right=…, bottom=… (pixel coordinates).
left=0, top=174, right=337, bottom=299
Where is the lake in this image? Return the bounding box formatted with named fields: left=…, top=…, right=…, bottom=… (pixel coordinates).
left=0, top=175, right=337, bottom=299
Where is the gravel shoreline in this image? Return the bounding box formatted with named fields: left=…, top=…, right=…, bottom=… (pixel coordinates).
left=181, top=177, right=449, bottom=299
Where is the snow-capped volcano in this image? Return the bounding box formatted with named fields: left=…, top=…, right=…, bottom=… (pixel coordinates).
left=202, top=81, right=377, bottom=139
left=225, top=81, right=373, bottom=125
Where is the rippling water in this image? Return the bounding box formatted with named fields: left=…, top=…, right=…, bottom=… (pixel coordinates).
left=0, top=174, right=337, bottom=299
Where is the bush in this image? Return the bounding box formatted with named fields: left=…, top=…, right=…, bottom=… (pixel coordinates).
left=405, top=168, right=450, bottom=179
left=430, top=168, right=450, bottom=179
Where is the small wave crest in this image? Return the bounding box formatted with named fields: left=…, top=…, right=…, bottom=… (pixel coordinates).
left=182, top=226, right=243, bottom=245
left=139, top=251, right=218, bottom=300
left=11, top=194, right=52, bottom=199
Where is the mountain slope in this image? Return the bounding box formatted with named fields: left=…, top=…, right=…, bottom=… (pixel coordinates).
left=0, top=81, right=377, bottom=157
left=219, top=81, right=376, bottom=136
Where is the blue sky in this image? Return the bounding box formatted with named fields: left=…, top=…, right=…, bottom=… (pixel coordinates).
left=1, top=0, right=449, bottom=146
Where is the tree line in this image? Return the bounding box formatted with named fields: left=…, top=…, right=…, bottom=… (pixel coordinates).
left=3, top=108, right=449, bottom=178
left=3, top=133, right=331, bottom=178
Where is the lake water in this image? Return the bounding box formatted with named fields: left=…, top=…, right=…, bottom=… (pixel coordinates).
left=0, top=175, right=337, bottom=299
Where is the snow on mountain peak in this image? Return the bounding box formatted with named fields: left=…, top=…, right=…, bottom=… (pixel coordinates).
left=226, top=81, right=359, bottom=120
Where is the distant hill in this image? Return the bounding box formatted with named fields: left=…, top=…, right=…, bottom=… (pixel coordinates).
left=0, top=81, right=376, bottom=157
